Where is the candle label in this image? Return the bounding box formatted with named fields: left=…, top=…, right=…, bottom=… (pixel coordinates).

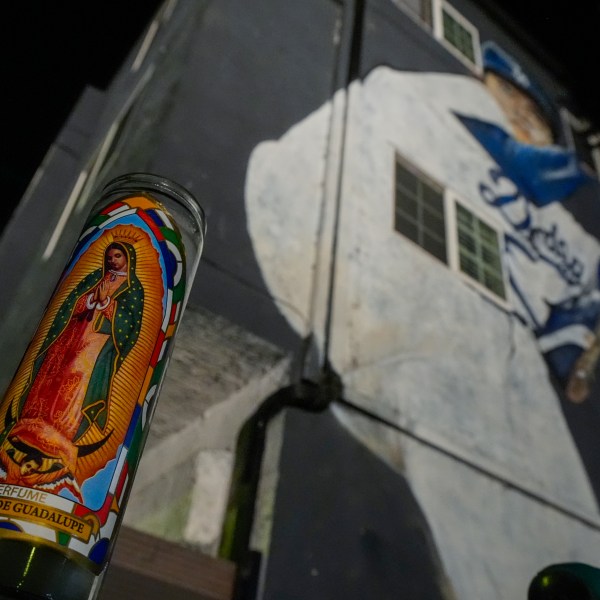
left=0, top=195, right=186, bottom=570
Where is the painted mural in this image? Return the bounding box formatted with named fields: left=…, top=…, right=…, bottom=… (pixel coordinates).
left=2, top=0, right=599, bottom=596
left=245, top=24, right=600, bottom=600
left=459, top=41, right=600, bottom=403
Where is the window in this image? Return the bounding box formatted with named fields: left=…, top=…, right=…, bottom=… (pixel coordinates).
left=432, top=0, right=482, bottom=71
left=394, top=157, right=507, bottom=304
left=394, top=159, right=447, bottom=263
left=455, top=202, right=506, bottom=299
left=391, top=0, right=434, bottom=27
left=394, top=0, right=482, bottom=72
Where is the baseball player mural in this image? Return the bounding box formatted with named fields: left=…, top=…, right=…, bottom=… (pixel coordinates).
left=1, top=0, right=598, bottom=595
left=458, top=41, right=600, bottom=403
left=245, top=31, right=600, bottom=599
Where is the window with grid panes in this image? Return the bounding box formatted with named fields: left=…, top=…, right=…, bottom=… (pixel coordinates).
left=442, top=6, right=475, bottom=64
left=394, top=160, right=447, bottom=263
left=456, top=203, right=506, bottom=299
left=432, top=0, right=481, bottom=70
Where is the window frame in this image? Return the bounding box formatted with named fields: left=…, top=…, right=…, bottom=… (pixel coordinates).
left=393, top=154, right=448, bottom=265
left=392, top=152, right=510, bottom=309
left=432, top=0, right=482, bottom=73
left=390, top=0, right=434, bottom=27
left=445, top=190, right=510, bottom=309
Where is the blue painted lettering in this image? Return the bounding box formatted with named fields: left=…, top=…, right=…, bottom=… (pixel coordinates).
left=479, top=166, right=583, bottom=287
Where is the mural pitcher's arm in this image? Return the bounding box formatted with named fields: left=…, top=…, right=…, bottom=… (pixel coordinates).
left=566, top=331, right=600, bottom=403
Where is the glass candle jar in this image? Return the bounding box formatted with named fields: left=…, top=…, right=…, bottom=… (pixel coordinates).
left=0, top=173, right=206, bottom=599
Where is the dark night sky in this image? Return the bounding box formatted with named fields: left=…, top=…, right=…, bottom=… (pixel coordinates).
left=1, top=2, right=163, bottom=224
left=495, top=0, right=600, bottom=119
left=1, top=1, right=599, bottom=225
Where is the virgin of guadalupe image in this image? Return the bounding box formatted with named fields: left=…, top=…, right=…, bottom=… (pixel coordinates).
left=0, top=225, right=164, bottom=503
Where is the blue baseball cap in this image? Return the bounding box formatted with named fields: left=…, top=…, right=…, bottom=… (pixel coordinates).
left=481, top=40, right=558, bottom=134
